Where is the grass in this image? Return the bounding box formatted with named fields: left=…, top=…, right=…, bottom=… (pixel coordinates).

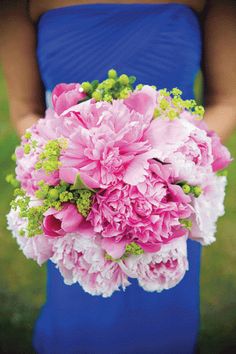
left=0, top=71, right=46, bottom=354
left=0, top=69, right=236, bottom=353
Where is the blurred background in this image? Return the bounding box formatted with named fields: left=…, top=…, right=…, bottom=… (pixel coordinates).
left=0, top=68, right=236, bottom=354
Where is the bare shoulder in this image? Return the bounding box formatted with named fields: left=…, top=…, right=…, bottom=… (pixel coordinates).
left=29, top=0, right=98, bottom=22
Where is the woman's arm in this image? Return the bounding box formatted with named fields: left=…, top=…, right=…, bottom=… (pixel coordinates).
left=203, top=0, right=236, bottom=142
left=0, top=0, right=45, bottom=136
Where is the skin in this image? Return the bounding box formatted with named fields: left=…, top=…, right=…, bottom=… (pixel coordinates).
left=0, top=0, right=236, bottom=141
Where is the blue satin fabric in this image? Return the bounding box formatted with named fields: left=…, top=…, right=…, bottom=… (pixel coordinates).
left=34, top=4, right=202, bottom=354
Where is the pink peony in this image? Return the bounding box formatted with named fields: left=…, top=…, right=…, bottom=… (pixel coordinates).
left=120, top=237, right=188, bottom=292
left=59, top=87, right=156, bottom=188
left=89, top=162, right=192, bottom=259
left=144, top=118, right=213, bottom=184
left=124, top=85, right=157, bottom=120
left=7, top=207, right=53, bottom=265
left=52, top=83, right=86, bottom=115
left=181, top=110, right=231, bottom=173
left=43, top=203, right=83, bottom=237
left=51, top=224, right=130, bottom=297
left=15, top=114, right=61, bottom=195
left=61, top=85, right=157, bottom=129
left=207, top=131, right=231, bottom=172
left=190, top=174, right=226, bottom=245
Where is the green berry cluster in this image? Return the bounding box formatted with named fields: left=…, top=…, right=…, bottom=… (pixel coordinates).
left=35, top=180, right=71, bottom=210
left=10, top=189, right=43, bottom=237
left=81, top=69, right=136, bottom=102
left=76, top=190, right=94, bottom=217
left=154, top=88, right=204, bottom=120
left=35, top=138, right=67, bottom=174
left=11, top=188, right=30, bottom=215
left=22, top=131, right=38, bottom=155
left=179, top=182, right=202, bottom=198
left=36, top=180, right=94, bottom=218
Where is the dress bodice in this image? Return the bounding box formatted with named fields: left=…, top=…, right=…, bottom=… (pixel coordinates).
left=37, top=3, right=201, bottom=96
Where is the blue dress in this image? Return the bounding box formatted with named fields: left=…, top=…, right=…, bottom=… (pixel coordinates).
left=34, top=4, right=202, bottom=354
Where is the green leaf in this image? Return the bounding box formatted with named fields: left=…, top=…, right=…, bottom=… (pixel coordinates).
left=70, top=173, right=95, bottom=192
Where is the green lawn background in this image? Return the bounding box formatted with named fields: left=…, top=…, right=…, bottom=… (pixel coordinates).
left=0, top=70, right=236, bottom=353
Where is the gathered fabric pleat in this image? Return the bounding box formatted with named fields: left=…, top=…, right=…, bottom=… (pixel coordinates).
left=34, top=4, right=202, bottom=354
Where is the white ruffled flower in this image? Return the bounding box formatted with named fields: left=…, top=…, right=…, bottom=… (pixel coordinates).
left=7, top=207, right=53, bottom=265
left=120, top=237, right=188, bottom=292
left=51, top=229, right=130, bottom=297
left=190, top=174, right=227, bottom=245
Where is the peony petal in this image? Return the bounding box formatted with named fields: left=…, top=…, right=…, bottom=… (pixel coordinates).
left=43, top=207, right=57, bottom=217
left=137, top=242, right=162, bottom=253
left=143, top=119, right=191, bottom=160
left=43, top=215, right=61, bottom=232
left=124, top=85, right=157, bottom=121
left=101, top=238, right=128, bottom=259
left=123, top=150, right=159, bottom=185
left=79, top=172, right=100, bottom=189
left=59, top=167, right=78, bottom=184
left=61, top=204, right=83, bottom=233
left=52, top=83, right=86, bottom=115
left=77, top=220, right=96, bottom=238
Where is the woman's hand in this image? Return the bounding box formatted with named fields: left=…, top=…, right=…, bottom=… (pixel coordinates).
left=204, top=104, right=236, bottom=143
left=15, top=113, right=42, bottom=137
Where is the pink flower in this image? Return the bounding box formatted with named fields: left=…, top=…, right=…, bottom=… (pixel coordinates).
left=181, top=111, right=231, bottom=173
left=7, top=207, right=53, bottom=265
left=51, top=225, right=130, bottom=297
left=61, top=85, right=157, bottom=129
left=124, top=85, right=157, bottom=121
left=190, top=174, right=226, bottom=245
left=88, top=162, right=192, bottom=259
left=143, top=118, right=192, bottom=160
left=52, top=83, right=87, bottom=115
left=59, top=86, right=157, bottom=188
left=15, top=115, right=62, bottom=195
left=144, top=118, right=213, bottom=184
left=43, top=203, right=83, bottom=237
left=208, top=131, right=231, bottom=172
left=120, top=237, right=188, bottom=292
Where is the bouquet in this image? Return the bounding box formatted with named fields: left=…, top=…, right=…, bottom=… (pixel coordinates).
left=7, top=70, right=231, bottom=297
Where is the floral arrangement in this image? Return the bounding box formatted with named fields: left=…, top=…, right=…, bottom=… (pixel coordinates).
left=7, top=70, right=231, bottom=297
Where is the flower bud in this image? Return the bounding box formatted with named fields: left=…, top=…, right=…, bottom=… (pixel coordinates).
left=182, top=184, right=191, bottom=194
left=24, top=132, right=32, bottom=140
left=193, top=186, right=202, bottom=198
left=108, top=69, right=117, bottom=79
left=136, top=84, right=143, bottom=90
left=24, top=144, right=31, bottom=154
left=118, top=74, right=129, bottom=85
left=92, top=90, right=102, bottom=101
left=35, top=190, right=47, bottom=200
left=48, top=188, right=59, bottom=201
left=81, top=82, right=92, bottom=93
